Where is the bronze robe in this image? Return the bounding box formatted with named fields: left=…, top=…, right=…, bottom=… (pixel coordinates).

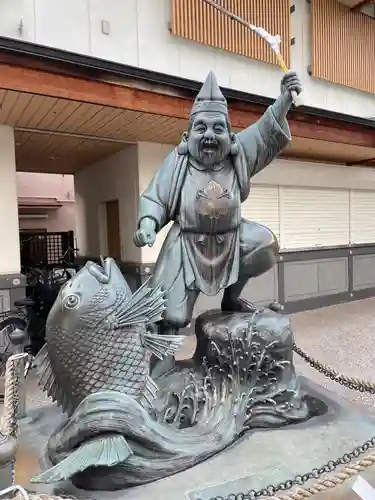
left=137, top=106, right=291, bottom=306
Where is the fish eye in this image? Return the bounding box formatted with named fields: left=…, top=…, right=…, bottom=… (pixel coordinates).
left=63, top=294, right=80, bottom=309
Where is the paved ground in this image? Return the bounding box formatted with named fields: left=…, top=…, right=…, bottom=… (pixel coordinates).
left=12, top=298, right=375, bottom=498
left=177, top=297, right=375, bottom=413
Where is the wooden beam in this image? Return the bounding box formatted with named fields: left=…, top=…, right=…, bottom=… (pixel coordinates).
left=0, top=62, right=375, bottom=149
left=0, top=62, right=193, bottom=120
left=346, top=157, right=375, bottom=166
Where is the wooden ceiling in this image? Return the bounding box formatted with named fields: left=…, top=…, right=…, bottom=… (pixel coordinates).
left=0, top=89, right=187, bottom=173
left=15, top=130, right=127, bottom=174
left=1, top=88, right=375, bottom=174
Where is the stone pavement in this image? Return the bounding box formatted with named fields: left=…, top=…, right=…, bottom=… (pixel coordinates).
left=11, top=298, right=375, bottom=499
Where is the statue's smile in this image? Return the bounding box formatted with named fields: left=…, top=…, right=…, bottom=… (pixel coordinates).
left=200, top=139, right=219, bottom=154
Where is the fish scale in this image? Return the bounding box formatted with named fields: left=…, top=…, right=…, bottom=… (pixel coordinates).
left=35, top=258, right=186, bottom=417
left=48, top=323, right=149, bottom=401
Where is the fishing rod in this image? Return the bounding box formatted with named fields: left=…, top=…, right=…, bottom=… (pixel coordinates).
left=201, top=0, right=300, bottom=106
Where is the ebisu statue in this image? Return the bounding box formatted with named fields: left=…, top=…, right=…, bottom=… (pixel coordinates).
left=134, top=70, right=301, bottom=336
left=31, top=71, right=319, bottom=493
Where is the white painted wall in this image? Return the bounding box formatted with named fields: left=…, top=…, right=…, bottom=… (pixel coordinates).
left=16, top=172, right=74, bottom=201
left=0, top=125, right=21, bottom=274
left=17, top=172, right=76, bottom=232
left=18, top=204, right=76, bottom=232
left=74, top=145, right=141, bottom=262
left=2, top=0, right=374, bottom=117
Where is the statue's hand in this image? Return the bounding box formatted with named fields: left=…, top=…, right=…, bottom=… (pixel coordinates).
left=133, top=218, right=157, bottom=247
left=280, top=70, right=302, bottom=97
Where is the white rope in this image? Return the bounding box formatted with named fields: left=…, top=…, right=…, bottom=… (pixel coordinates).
left=0, top=485, right=29, bottom=500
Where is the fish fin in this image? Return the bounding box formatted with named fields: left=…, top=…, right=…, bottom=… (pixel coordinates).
left=115, top=279, right=167, bottom=327
left=34, top=344, right=75, bottom=416
left=143, top=333, right=186, bottom=360
left=31, top=434, right=133, bottom=484
left=143, top=375, right=159, bottom=406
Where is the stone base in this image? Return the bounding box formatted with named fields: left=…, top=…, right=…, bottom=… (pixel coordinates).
left=17, top=376, right=375, bottom=500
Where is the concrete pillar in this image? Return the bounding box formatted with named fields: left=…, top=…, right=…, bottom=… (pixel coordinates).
left=0, top=126, right=25, bottom=311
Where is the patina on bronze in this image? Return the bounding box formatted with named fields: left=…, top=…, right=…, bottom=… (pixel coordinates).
left=30, top=71, right=312, bottom=492
left=134, top=69, right=301, bottom=334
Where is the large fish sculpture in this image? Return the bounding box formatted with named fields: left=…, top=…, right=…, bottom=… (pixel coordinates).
left=34, top=257, right=185, bottom=481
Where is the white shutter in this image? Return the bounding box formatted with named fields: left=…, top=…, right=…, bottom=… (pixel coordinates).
left=350, top=190, right=375, bottom=244
left=279, top=187, right=350, bottom=249
left=241, top=185, right=280, bottom=240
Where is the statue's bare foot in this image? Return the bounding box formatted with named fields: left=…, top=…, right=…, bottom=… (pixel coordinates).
left=221, top=296, right=260, bottom=314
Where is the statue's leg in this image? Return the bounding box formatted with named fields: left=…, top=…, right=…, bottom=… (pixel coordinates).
left=148, top=224, right=199, bottom=377
left=151, top=279, right=199, bottom=378
left=221, top=219, right=279, bottom=313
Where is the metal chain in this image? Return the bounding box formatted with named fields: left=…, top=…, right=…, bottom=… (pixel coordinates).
left=206, top=344, right=375, bottom=500
left=206, top=433, right=375, bottom=500
left=293, top=343, right=375, bottom=393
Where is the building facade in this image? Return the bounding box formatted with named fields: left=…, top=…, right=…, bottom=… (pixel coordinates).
left=0, top=0, right=375, bottom=314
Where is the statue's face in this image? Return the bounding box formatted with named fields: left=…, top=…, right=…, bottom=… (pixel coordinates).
left=187, top=112, right=232, bottom=166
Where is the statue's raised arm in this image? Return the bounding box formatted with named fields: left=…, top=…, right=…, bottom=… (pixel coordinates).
left=236, top=70, right=302, bottom=186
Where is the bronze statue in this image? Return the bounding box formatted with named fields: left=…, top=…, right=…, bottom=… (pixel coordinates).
left=134, top=70, right=302, bottom=335
left=30, top=71, right=315, bottom=493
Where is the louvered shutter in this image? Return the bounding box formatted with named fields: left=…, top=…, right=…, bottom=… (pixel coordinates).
left=241, top=185, right=280, bottom=240
left=279, top=187, right=350, bottom=249
left=350, top=190, right=375, bottom=244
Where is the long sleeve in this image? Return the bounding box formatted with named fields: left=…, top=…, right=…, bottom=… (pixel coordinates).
left=236, top=105, right=291, bottom=179
left=137, top=149, right=188, bottom=232
left=137, top=155, right=173, bottom=232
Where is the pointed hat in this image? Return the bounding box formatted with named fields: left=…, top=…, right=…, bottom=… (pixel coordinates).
left=190, top=70, right=228, bottom=117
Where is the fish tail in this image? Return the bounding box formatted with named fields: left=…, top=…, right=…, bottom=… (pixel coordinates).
left=31, top=434, right=133, bottom=484
left=116, top=278, right=166, bottom=327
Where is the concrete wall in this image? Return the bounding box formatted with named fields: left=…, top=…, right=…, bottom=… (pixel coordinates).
left=2, top=0, right=375, bottom=117
left=17, top=173, right=75, bottom=232
left=74, top=145, right=141, bottom=262
left=0, top=125, right=26, bottom=311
